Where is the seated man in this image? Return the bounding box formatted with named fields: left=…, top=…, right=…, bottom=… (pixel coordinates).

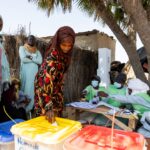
left=79, top=75, right=107, bottom=124
left=100, top=78, right=150, bottom=116
left=81, top=75, right=105, bottom=104
left=93, top=73, right=131, bottom=128
left=106, top=73, right=127, bottom=107
left=127, top=78, right=150, bottom=116
left=0, top=81, right=27, bottom=122
left=109, top=61, right=125, bottom=84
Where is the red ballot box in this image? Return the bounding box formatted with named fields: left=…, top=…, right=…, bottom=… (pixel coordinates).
left=63, top=125, right=145, bottom=150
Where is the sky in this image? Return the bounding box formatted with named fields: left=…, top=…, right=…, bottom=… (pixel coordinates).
left=0, top=0, right=143, bottom=63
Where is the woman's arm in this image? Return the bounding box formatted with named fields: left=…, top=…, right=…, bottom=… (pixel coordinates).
left=32, top=50, right=43, bottom=65
left=19, top=46, right=33, bottom=63
left=35, top=60, right=58, bottom=111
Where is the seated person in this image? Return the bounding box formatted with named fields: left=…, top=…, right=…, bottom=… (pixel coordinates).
left=106, top=73, right=127, bottom=107
left=127, top=78, right=150, bottom=116
left=11, top=78, right=31, bottom=112
left=79, top=75, right=100, bottom=124
left=91, top=73, right=128, bottom=128
left=99, top=78, right=150, bottom=116
left=109, top=61, right=125, bottom=84
left=81, top=75, right=105, bottom=104
left=79, top=75, right=106, bottom=125
left=0, top=81, right=27, bottom=122
left=93, top=73, right=128, bottom=128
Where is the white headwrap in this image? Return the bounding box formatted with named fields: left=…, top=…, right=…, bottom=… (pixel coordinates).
left=127, top=78, right=149, bottom=95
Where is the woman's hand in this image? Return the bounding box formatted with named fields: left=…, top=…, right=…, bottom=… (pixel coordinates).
left=45, top=109, right=55, bottom=123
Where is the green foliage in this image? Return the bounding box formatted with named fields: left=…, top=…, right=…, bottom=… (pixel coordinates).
left=76, top=0, right=94, bottom=16
left=28, top=0, right=149, bottom=29
left=28, top=0, right=72, bottom=15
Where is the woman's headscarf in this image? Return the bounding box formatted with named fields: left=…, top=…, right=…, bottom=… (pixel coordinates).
left=45, top=26, right=75, bottom=71
left=45, top=26, right=75, bottom=57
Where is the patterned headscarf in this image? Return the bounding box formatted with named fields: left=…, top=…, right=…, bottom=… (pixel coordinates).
left=45, top=26, right=75, bottom=57
left=45, top=26, right=75, bottom=71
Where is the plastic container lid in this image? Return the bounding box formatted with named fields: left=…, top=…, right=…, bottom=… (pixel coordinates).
left=63, top=125, right=145, bottom=150
left=11, top=116, right=82, bottom=144
left=0, top=119, right=24, bottom=143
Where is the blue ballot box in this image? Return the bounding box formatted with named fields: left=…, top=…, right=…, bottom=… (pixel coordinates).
left=0, top=119, right=24, bottom=150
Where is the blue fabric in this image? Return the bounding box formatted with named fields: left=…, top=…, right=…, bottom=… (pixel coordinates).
left=12, top=91, right=31, bottom=110
left=18, top=91, right=31, bottom=103
left=0, top=119, right=24, bottom=142
left=68, top=102, right=99, bottom=109
left=19, top=46, right=42, bottom=112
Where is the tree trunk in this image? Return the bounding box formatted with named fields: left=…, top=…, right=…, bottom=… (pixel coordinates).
left=121, top=0, right=150, bottom=82
left=91, top=0, right=148, bottom=84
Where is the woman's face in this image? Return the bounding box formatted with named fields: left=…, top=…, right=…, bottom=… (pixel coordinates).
left=27, top=36, right=36, bottom=47
left=60, top=41, right=73, bottom=53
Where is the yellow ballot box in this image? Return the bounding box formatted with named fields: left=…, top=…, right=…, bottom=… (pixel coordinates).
left=11, top=116, right=81, bottom=150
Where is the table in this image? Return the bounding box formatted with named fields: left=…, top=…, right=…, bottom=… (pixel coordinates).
left=66, top=105, right=138, bottom=131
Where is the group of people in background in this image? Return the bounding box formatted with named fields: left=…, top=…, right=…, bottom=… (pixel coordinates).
left=0, top=15, right=42, bottom=121
left=19, top=35, right=42, bottom=113
left=0, top=14, right=76, bottom=123
left=82, top=73, right=150, bottom=115
left=81, top=72, right=150, bottom=136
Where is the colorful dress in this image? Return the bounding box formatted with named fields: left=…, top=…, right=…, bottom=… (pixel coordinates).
left=19, top=46, right=42, bottom=112
left=34, top=49, right=69, bottom=116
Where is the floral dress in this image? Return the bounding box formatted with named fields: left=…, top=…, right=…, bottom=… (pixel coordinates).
left=34, top=49, right=69, bottom=116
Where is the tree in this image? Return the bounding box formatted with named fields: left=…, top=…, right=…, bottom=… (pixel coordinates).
left=84, top=0, right=147, bottom=83
left=28, top=0, right=72, bottom=15
left=28, top=0, right=149, bottom=84
left=120, top=0, right=150, bottom=81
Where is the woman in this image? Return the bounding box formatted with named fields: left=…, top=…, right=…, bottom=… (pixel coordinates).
left=19, top=35, right=42, bottom=113
left=34, top=26, right=75, bottom=122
